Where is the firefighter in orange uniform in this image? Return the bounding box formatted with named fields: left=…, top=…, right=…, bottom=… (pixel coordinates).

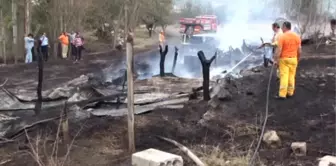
left=275, top=21, right=301, bottom=99
left=159, top=30, right=165, bottom=48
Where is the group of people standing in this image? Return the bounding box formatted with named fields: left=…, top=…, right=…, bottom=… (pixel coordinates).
left=59, top=31, right=85, bottom=62
left=24, top=31, right=84, bottom=64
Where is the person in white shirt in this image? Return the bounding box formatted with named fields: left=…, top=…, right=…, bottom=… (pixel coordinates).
left=259, top=22, right=283, bottom=78
left=39, top=32, right=49, bottom=61
left=24, top=33, right=35, bottom=63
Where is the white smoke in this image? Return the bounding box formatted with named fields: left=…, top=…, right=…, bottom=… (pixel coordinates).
left=213, top=0, right=280, bottom=51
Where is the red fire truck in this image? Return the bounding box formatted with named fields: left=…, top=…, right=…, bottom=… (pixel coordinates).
left=179, top=15, right=218, bottom=34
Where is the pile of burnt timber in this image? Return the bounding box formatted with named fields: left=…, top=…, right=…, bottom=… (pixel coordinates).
left=0, top=73, right=216, bottom=136
left=0, top=75, right=215, bottom=113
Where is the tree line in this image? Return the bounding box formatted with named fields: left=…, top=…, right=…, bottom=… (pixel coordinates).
left=0, top=0, right=174, bottom=64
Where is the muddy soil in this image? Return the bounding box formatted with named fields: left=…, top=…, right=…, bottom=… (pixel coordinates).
left=0, top=43, right=335, bottom=166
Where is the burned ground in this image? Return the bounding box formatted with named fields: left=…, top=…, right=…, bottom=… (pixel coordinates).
left=0, top=43, right=335, bottom=166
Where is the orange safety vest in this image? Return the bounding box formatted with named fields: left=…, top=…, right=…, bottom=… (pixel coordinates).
left=159, top=33, right=165, bottom=43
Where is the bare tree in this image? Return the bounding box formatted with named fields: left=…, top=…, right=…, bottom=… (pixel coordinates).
left=24, top=0, right=31, bottom=34
left=12, top=0, right=17, bottom=63
left=0, top=2, right=6, bottom=64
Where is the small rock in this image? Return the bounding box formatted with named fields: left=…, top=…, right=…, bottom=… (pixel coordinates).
left=327, top=73, right=335, bottom=76
left=318, top=155, right=336, bottom=166
left=306, top=119, right=321, bottom=129
left=217, top=88, right=232, bottom=101
left=246, top=90, right=254, bottom=96
left=251, top=68, right=261, bottom=73
left=291, top=142, right=307, bottom=156
left=319, top=83, right=326, bottom=87
left=325, top=123, right=335, bottom=130
left=262, top=130, right=281, bottom=148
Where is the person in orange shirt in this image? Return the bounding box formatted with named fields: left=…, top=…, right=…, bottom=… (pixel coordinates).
left=58, top=32, right=69, bottom=58
left=275, top=21, right=301, bottom=99
left=159, top=30, right=165, bottom=48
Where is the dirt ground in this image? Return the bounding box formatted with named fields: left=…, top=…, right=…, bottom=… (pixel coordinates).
left=0, top=42, right=335, bottom=166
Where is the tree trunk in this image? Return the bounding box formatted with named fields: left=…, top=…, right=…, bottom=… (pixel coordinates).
left=124, top=4, right=128, bottom=39
left=197, top=51, right=216, bottom=101
left=0, top=6, right=5, bottom=64
left=112, top=6, right=123, bottom=49
left=24, top=0, right=31, bottom=34
left=12, top=0, right=18, bottom=64
left=159, top=45, right=168, bottom=77
left=129, top=1, right=140, bottom=33
left=17, top=1, right=25, bottom=63
left=51, top=0, right=60, bottom=59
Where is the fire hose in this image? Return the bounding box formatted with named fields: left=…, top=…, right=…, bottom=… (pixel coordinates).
left=216, top=47, right=275, bottom=166
left=248, top=63, right=275, bottom=166
left=221, top=52, right=254, bottom=78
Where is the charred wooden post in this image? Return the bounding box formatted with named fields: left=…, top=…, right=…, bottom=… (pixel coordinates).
left=197, top=51, right=217, bottom=101
left=159, top=45, right=168, bottom=77
left=330, top=19, right=336, bottom=36
left=61, top=102, right=70, bottom=143
left=171, top=46, right=178, bottom=73
left=126, top=33, right=135, bottom=153
left=34, top=40, right=43, bottom=115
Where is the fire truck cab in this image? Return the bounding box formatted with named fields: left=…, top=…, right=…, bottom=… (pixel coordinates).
left=179, top=15, right=218, bottom=35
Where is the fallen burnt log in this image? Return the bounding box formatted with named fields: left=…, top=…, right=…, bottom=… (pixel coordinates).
left=0, top=92, right=126, bottom=112
left=198, top=51, right=217, bottom=101
left=90, top=97, right=188, bottom=116
left=1, top=75, right=89, bottom=103
left=159, top=45, right=169, bottom=77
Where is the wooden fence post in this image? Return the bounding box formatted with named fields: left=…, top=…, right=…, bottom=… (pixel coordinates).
left=126, top=33, right=135, bottom=153
left=61, top=102, right=70, bottom=144
left=159, top=45, right=168, bottom=77
left=34, top=40, right=43, bottom=115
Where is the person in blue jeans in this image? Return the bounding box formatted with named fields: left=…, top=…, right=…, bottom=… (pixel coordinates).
left=24, top=33, right=35, bottom=63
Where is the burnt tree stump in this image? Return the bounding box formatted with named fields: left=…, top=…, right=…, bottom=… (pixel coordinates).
left=330, top=19, right=336, bottom=34
left=197, top=51, right=217, bottom=101
left=159, top=45, right=169, bottom=77
left=172, top=46, right=179, bottom=73
left=34, top=40, right=43, bottom=115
